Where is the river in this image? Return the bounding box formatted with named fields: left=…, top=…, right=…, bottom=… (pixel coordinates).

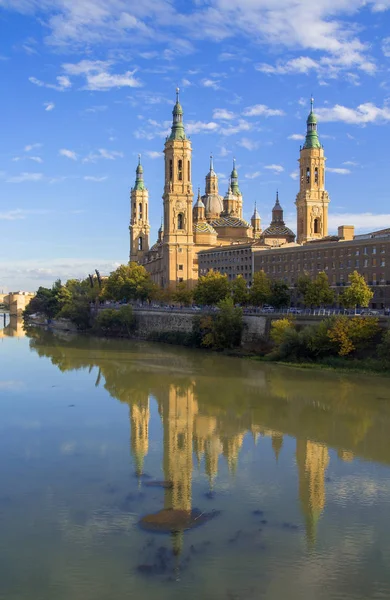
left=1, top=317, right=390, bottom=599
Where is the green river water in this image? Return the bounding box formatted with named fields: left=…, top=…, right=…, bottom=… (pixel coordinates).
left=1, top=317, right=390, bottom=599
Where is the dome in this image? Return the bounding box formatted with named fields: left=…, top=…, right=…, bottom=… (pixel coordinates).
left=193, top=222, right=217, bottom=234
left=262, top=223, right=295, bottom=238
left=204, top=193, right=224, bottom=218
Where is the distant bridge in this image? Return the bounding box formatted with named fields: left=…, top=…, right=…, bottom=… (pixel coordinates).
left=0, top=292, right=35, bottom=316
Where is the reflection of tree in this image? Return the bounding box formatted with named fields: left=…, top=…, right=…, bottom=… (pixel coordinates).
left=27, top=329, right=390, bottom=546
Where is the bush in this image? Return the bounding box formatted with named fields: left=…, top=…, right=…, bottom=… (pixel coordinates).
left=94, top=305, right=135, bottom=336
left=194, top=298, right=244, bottom=350
left=377, top=330, right=390, bottom=365
left=270, top=318, right=295, bottom=346
left=58, top=299, right=91, bottom=330
left=328, top=316, right=380, bottom=356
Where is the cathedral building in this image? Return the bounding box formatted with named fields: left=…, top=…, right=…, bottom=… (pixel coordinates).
left=129, top=92, right=332, bottom=288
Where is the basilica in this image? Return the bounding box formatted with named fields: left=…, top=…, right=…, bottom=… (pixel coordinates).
left=129, top=91, right=328, bottom=288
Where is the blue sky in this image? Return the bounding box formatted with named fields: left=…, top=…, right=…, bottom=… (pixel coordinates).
left=1, top=0, right=390, bottom=291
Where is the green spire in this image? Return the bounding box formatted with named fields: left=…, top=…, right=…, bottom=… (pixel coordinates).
left=169, top=87, right=186, bottom=141
left=231, top=158, right=241, bottom=195
left=303, top=96, right=321, bottom=149
left=134, top=154, right=146, bottom=191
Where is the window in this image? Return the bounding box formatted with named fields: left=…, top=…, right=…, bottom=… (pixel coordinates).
left=177, top=213, right=184, bottom=229
left=138, top=237, right=143, bottom=251
left=178, top=159, right=183, bottom=181
left=355, top=249, right=360, bottom=256
left=372, top=258, right=377, bottom=267
left=139, top=203, right=142, bottom=218
left=364, top=259, right=368, bottom=268
left=315, top=167, right=319, bottom=184
left=169, top=159, right=173, bottom=181
left=355, top=260, right=359, bottom=268
left=178, top=264, right=183, bottom=271
left=381, top=259, right=386, bottom=267
left=314, top=218, right=320, bottom=234
left=364, top=247, right=368, bottom=255
left=306, top=167, right=310, bottom=184
left=188, top=160, right=191, bottom=181
left=372, top=246, right=377, bottom=255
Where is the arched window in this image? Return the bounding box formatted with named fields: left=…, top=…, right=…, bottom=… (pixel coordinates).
left=314, top=167, right=318, bottom=184
left=306, top=167, right=310, bottom=184
left=177, top=213, right=184, bottom=230
left=188, top=160, right=191, bottom=181
left=314, top=218, right=320, bottom=234
left=138, top=237, right=143, bottom=251
left=139, top=203, right=142, bottom=218
left=169, top=159, right=173, bottom=181
left=178, top=159, right=183, bottom=181
left=301, top=169, right=304, bottom=183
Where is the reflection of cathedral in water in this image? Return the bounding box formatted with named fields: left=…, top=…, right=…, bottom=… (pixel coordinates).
left=129, top=384, right=337, bottom=546
left=0, top=316, right=25, bottom=338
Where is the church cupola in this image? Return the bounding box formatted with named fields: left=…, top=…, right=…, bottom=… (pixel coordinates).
left=272, top=191, right=283, bottom=223
left=303, top=97, right=321, bottom=150
left=134, top=154, right=146, bottom=191
left=169, top=87, right=186, bottom=141
left=205, top=154, right=218, bottom=195
left=230, top=158, right=241, bottom=195
left=251, top=202, right=261, bottom=235
left=129, top=154, right=150, bottom=263
left=193, top=188, right=206, bottom=222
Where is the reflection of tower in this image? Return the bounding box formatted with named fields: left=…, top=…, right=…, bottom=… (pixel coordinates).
left=272, top=433, right=284, bottom=462
left=205, top=437, right=223, bottom=487
left=222, top=433, right=245, bottom=474
left=296, top=439, right=329, bottom=545
left=130, top=396, right=150, bottom=478
left=162, top=383, right=198, bottom=512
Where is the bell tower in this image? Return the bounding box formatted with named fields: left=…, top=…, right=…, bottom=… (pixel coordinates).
left=129, top=155, right=150, bottom=263
left=295, top=98, right=330, bottom=244
left=162, top=88, right=194, bottom=288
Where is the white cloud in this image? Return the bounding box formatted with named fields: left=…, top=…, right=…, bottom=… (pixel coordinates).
left=6, top=173, right=43, bottom=183
left=0, top=209, right=26, bottom=221
left=24, top=143, right=42, bottom=152
left=212, top=108, right=235, bottom=120
left=62, top=59, right=142, bottom=91
left=237, top=137, right=258, bottom=151
left=315, top=103, right=390, bottom=124
left=144, top=151, right=163, bottom=159
left=257, top=56, right=319, bottom=75
left=382, top=37, right=390, bottom=57
left=83, top=148, right=124, bottom=162
left=181, top=78, right=193, bottom=87
left=327, top=167, right=351, bottom=175
left=85, top=105, right=107, bottom=114
left=29, top=156, right=43, bottom=163
left=84, top=176, right=108, bottom=182
left=219, top=119, right=251, bottom=136
left=288, top=133, right=305, bottom=140
left=290, top=171, right=299, bottom=180
left=59, top=149, right=77, bottom=161
left=343, top=160, right=358, bottom=166
left=29, top=75, right=71, bottom=91
left=245, top=171, right=261, bottom=179
left=44, top=102, right=55, bottom=111
left=328, top=213, right=390, bottom=231
left=201, top=78, right=220, bottom=90
left=219, top=146, right=230, bottom=157
left=243, top=104, right=285, bottom=117
left=186, top=121, right=219, bottom=134
left=265, top=164, right=284, bottom=174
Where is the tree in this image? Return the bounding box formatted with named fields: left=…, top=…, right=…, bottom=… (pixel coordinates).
left=340, top=271, right=374, bottom=309
left=304, top=271, right=334, bottom=307
left=231, top=275, right=249, bottom=305
left=24, top=283, right=60, bottom=318
left=172, top=282, right=193, bottom=306
left=104, top=263, right=156, bottom=303
left=297, top=273, right=311, bottom=299
left=269, top=280, right=291, bottom=308
left=193, top=270, right=230, bottom=305
left=328, top=316, right=380, bottom=356
left=201, top=297, right=243, bottom=350
left=249, top=270, right=271, bottom=306
left=270, top=317, right=295, bottom=345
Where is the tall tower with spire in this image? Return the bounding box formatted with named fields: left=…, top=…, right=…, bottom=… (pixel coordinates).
left=251, top=202, right=262, bottom=237
left=203, top=154, right=224, bottom=219
left=129, top=155, right=150, bottom=263
left=295, top=97, right=330, bottom=244
left=162, top=88, right=194, bottom=288
left=230, top=158, right=243, bottom=219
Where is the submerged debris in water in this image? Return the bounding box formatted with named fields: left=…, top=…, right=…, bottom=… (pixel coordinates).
left=139, top=508, right=220, bottom=533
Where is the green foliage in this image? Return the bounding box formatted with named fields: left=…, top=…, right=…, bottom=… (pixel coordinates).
left=94, top=305, right=135, bottom=336
left=269, top=280, right=290, bottom=308
left=231, top=275, right=249, bottom=305
left=24, top=283, right=61, bottom=318
left=377, top=330, right=390, bottom=365
left=328, top=316, right=380, bottom=356
left=340, top=271, right=374, bottom=309
left=59, top=298, right=91, bottom=330
left=194, top=298, right=244, bottom=350
left=270, top=318, right=295, bottom=345
left=297, top=273, right=312, bottom=299
left=303, top=271, right=335, bottom=307
left=104, top=262, right=158, bottom=303
left=249, top=270, right=271, bottom=306
left=172, top=282, right=193, bottom=306
left=193, top=270, right=230, bottom=306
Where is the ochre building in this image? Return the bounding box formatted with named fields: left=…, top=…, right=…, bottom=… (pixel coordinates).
left=129, top=90, right=298, bottom=289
